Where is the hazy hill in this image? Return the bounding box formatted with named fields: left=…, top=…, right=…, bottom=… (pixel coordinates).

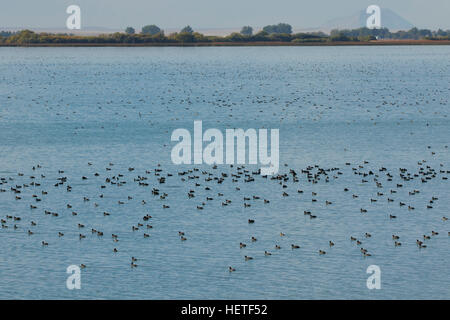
left=320, top=8, right=414, bottom=31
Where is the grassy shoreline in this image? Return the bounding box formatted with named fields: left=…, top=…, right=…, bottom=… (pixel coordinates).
left=1, top=39, right=450, bottom=47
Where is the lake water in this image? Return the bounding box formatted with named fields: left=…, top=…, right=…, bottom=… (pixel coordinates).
left=0, top=46, right=449, bottom=299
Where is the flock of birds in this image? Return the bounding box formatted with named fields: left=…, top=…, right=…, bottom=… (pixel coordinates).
left=1, top=148, right=448, bottom=273
left=0, top=50, right=449, bottom=288
left=2, top=52, right=449, bottom=130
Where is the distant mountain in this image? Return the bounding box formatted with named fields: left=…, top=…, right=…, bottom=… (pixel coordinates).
left=320, top=8, right=414, bottom=32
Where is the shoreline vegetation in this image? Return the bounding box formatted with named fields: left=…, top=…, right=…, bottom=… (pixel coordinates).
left=1, top=24, right=450, bottom=47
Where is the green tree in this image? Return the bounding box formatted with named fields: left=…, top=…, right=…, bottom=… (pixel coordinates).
left=7, top=30, right=39, bottom=44
left=181, top=25, right=194, bottom=34
left=253, top=30, right=269, bottom=41
left=240, top=26, right=253, bottom=36
left=141, top=25, right=161, bottom=35
left=330, top=32, right=352, bottom=42
left=228, top=32, right=245, bottom=41
left=263, top=23, right=292, bottom=34
left=125, top=27, right=135, bottom=34
left=175, top=32, right=195, bottom=42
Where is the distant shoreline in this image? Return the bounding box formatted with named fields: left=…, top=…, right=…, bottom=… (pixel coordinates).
left=2, top=40, right=450, bottom=47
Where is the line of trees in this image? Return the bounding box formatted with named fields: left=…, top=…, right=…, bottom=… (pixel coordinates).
left=330, top=27, right=450, bottom=40
left=0, top=30, right=17, bottom=37
left=1, top=26, right=449, bottom=45
left=124, top=24, right=194, bottom=36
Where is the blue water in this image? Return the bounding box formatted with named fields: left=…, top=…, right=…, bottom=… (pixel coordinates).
left=0, top=46, right=449, bottom=299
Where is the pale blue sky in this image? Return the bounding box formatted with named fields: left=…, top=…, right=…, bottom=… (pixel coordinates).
left=1, top=0, right=449, bottom=30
